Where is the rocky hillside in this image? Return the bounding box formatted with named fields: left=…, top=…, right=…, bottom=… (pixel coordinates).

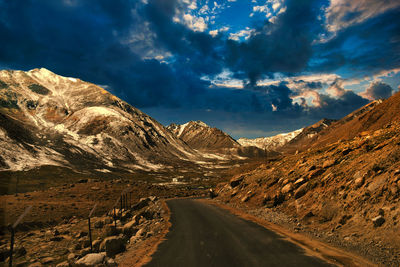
left=167, top=121, right=267, bottom=158
left=0, top=68, right=201, bottom=174
left=215, top=92, right=400, bottom=266
left=237, top=129, right=303, bottom=151
left=282, top=100, right=386, bottom=153
left=167, top=121, right=240, bottom=151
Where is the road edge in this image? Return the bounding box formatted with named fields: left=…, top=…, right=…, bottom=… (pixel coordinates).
left=200, top=199, right=377, bottom=267
left=117, top=200, right=172, bottom=267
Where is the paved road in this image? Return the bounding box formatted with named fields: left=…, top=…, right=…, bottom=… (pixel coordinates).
left=145, top=199, right=334, bottom=267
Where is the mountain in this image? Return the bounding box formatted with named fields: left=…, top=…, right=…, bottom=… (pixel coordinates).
left=167, top=121, right=240, bottom=151
left=237, top=128, right=303, bottom=151
left=281, top=118, right=336, bottom=153
left=282, top=99, right=386, bottom=153
left=167, top=121, right=268, bottom=158
left=215, top=92, right=400, bottom=264
left=0, top=68, right=202, bottom=174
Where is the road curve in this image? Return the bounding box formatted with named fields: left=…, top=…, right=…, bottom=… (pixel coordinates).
left=145, top=199, right=334, bottom=267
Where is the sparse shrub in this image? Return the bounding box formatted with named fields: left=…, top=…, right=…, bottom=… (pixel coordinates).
left=28, top=84, right=50, bottom=95
left=26, top=100, right=38, bottom=110
left=0, top=80, right=8, bottom=89
left=0, top=99, right=19, bottom=109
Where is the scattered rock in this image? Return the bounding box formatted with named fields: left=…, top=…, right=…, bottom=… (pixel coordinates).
left=273, top=193, right=285, bottom=206
left=77, top=179, right=88, bottom=183
left=307, top=165, right=316, bottom=171
left=75, top=253, right=105, bottom=266
left=302, top=211, right=314, bottom=220
left=281, top=183, right=293, bottom=194
left=94, top=220, right=104, bottom=229
left=41, top=257, right=56, bottom=264
left=294, top=178, right=306, bottom=187
left=67, top=253, right=76, bottom=262
left=76, top=231, right=88, bottom=238
left=372, top=215, right=385, bottom=227
left=80, top=238, right=91, bottom=248
left=378, top=208, right=384, bottom=216
left=241, top=195, right=250, bottom=202
left=136, top=227, right=146, bottom=236
left=132, top=198, right=150, bottom=211
left=323, top=159, right=336, bottom=168
left=92, top=239, right=102, bottom=252
left=354, top=171, right=365, bottom=187
left=55, top=261, right=69, bottom=267
left=28, top=263, right=42, bottom=267
left=50, top=236, right=63, bottom=242
left=339, top=215, right=352, bottom=225
left=294, top=183, right=308, bottom=199
left=105, top=257, right=117, bottom=267
left=308, top=169, right=325, bottom=179
left=104, top=224, right=118, bottom=237
left=14, top=246, right=27, bottom=257
left=230, top=175, right=244, bottom=188
left=230, top=188, right=239, bottom=197
left=122, top=219, right=139, bottom=236
left=104, top=217, right=113, bottom=224
left=99, top=235, right=125, bottom=257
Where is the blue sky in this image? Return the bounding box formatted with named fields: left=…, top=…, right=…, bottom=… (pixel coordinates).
left=0, top=0, right=399, bottom=138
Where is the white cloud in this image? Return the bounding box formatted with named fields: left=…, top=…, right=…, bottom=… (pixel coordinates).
left=182, top=13, right=208, bottom=32
left=324, top=0, right=400, bottom=34
left=205, top=69, right=244, bottom=89
left=229, top=27, right=255, bottom=41
left=209, top=26, right=229, bottom=37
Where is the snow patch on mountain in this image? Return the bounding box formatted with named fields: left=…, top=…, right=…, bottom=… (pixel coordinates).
left=237, top=129, right=303, bottom=150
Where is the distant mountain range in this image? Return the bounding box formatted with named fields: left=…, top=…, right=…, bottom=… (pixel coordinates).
left=237, top=129, right=303, bottom=151
left=167, top=121, right=267, bottom=158
left=2, top=68, right=393, bottom=180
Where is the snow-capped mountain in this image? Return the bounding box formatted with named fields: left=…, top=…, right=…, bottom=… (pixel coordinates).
left=237, top=129, right=303, bottom=151
left=167, top=121, right=268, bottom=158
left=167, top=121, right=240, bottom=151
left=0, top=68, right=201, bottom=172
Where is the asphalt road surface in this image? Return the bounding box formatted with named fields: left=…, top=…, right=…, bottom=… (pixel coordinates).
left=145, top=199, right=334, bottom=267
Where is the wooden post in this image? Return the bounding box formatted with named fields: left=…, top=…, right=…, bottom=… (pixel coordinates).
left=113, top=207, right=117, bottom=228
left=120, top=196, right=122, bottom=214
left=125, top=194, right=128, bottom=210
left=8, top=226, right=14, bottom=267
left=9, top=206, right=32, bottom=266
left=88, top=204, right=97, bottom=253
left=88, top=217, right=92, bottom=252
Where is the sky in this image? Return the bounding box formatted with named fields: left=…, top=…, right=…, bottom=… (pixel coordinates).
left=0, top=0, right=399, bottom=139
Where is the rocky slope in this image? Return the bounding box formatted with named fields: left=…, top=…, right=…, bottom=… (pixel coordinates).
left=167, top=121, right=267, bottom=158
left=0, top=68, right=201, bottom=174
left=282, top=100, right=385, bottom=153
left=167, top=121, right=240, bottom=151
left=237, top=128, right=303, bottom=151
left=215, top=92, right=400, bottom=266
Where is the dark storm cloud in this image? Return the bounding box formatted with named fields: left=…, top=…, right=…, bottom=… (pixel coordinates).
left=0, top=0, right=398, bottom=138
left=226, top=0, right=324, bottom=85
left=0, top=0, right=218, bottom=108
left=362, top=81, right=393, bottom=100
left=311, top=7, right=400, bottom=77
left=310, top=90, right=369, bottom=119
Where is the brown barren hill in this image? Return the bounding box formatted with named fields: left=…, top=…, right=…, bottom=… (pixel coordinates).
left=285, top=91, right=400, bottom=152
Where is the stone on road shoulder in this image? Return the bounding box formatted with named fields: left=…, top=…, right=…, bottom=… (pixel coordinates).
left=145, top=199, right=334, bottom=267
